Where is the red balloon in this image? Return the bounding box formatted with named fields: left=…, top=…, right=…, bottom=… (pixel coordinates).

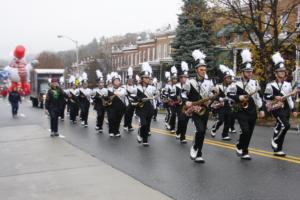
left=14, top=45, right=26, bottom=59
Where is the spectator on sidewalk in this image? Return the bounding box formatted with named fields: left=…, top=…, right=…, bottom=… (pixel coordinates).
left=8, top=86, right=21, bottom=117
left=45, top=78, right=64, bottom=137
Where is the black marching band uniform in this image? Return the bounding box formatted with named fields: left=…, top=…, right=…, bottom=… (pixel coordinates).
left=78, top=73, right=92, bottom=127
left=93, top=70, right=106, bottom=133
left=124, top=67, right=137, bottom=132
left=227, top=49, right=264, bottom=160
left=136, top=62, right=156, bottom=146
left=163, top=73, right=172, bottom=129
left=67, top=76, right=79, bottom=124
left=182, top=50, right=215, bottom=163
left=166, top=66, right=181, bottom=133
left=264, top=52, right=297, bottom=156
left=175, top=61, right=190, bottom=143
left=106, top=72, right=127, bottom=137
left=210, top=65, right=235, bottom=141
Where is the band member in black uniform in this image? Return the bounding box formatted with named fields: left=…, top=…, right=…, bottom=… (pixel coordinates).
left=93, top=70, right=106, bottom=133
left=164, top=72, right=172, bottom=129
left=45, top=78, right=64, bottom=137
left=182, top=50, right=215, bottom=163
left=78, top=72, right=92, bottom=127
left=136, top=62, right=156, bottom=146
left=264, top=52, right=298, bottom=156
left=175, top=61, right=190, bottom=143
left=227, top=49, right=265, bottom=160
left=210, top=65, right=235, bottom=140
left=67, top=76, right=79, bottom=124
left=106, top=72, right=126, bottom=137
left=167, top=66, right=181, bottom=134
left=151, top=77, right=159, bottom=121
left=124, top=67, right=137, bottom=132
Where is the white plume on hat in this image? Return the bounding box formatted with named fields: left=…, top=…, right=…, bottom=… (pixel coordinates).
left=219, top=64, right=235, bottom=78
left=69, top=75, right=76, bottom=84
left=141, top=62, right=152, bottom=76
left=153, top=77, right=158, bottom=84
left=96, top=70, right=103, bottom=79
left=135, top=74, right=140, bottom=81
left=272, top=52, right=284, bottom=66
left=192, top=49, right=206, bottom=66
left=171, top=66, right=177, bottom=76
left=241, top=49, right=252, bottom=64
left=165, top=71, right=171, bottom=79
left=106, top=73, right=112, bottom=84
left=128, top=66, right=133, bottom=76
left=111, top=71, right=121, bottom=80
left=181, top=61, right=189, bottom=72
left=81, top=72, right=88, bottom=82
left=59, top=76, right=64, bottom=84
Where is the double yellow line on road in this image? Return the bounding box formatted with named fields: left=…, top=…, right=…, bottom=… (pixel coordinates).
left=139, top=125, right=300, bottom=165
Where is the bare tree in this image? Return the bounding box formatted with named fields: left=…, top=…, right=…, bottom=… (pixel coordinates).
left=215, top=0, right=300, bottom=85
left=36, top=51, right=64, bottom=69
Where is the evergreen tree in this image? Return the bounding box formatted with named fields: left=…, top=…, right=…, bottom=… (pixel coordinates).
left=171, top=0, right=215, bottom=76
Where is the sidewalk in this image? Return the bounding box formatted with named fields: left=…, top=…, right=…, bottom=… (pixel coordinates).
left=0, top=124, right=172, bottom=200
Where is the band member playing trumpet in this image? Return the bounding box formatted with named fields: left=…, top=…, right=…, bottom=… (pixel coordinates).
left=68, top=76, right=79, bottom=124
left=227, top=49, right=265, bottom=160
left=136, top=62, right=155, bottom=146
left=210, top=65, right=235, bottom=141
left=264, top=52, right=298, bottom=156
left=182, top=50, right=214, bottom=163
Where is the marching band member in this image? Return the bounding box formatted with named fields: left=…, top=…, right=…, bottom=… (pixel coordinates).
left=182, top=50, right=215, bottom=163
left=151, top=77, right=159, bottom=121
left=68, top=76, right=79, bottom=124
left=93, top=70, right=107, bottom=133
left=163, top=72, right=172, bottom=130
left=78, top=72, right=92, bottom=127
left=136, top=62, right=156, bottom=146
left=106, top=72, right=127, bottom=137
left=264, top=52, right=298, bottom=156
left=124, top=67, right=137, bottom=132
left=59, top=76, right=67, bottom=121
left=175, top=61, right=190, bottom=143
left=227, top=49, right=265, bottom=160
left=210, top=65, right=235, bottom=141
left=167, top=66, right=181, bottom=134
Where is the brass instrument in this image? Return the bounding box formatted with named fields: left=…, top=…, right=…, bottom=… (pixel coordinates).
left=103, top=94, right=116, bottom=107
left=266, top=90, right=298, bottom=112
left=239, top=89, right=260, bottom=109
left=182, top=92, right=219, bottom=117
left=136, top=97, right=154, bottom=108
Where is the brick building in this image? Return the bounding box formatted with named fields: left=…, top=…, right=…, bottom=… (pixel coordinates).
left=111, top=30, right=175, bottom=83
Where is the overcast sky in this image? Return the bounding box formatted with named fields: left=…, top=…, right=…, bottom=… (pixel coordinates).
left=0, top=0, right=183, bottom=60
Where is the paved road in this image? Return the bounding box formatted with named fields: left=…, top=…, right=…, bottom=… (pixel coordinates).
left=1, top=98, right=300, bottom=200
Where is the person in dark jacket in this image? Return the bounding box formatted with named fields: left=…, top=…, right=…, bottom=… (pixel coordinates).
left=8, top=86, right=21, bottom=117
left=45, top=78, right=64, bottom=137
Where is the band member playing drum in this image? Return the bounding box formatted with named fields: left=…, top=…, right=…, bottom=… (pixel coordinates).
left=264, top=52, right=298, bottom=157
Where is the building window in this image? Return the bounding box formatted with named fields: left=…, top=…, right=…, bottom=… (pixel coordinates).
left=157, top=45, right=161, bottom=59
left=161, top=44, right=164, bottom=58
left=281, top=13, right=288, bottom=32
left=298, top=6, right=300, bottom=22
left=153, top=48, right=156, bottom=60
left=135, top=53, right=138, bottom=65
left=164, top=44, right=168, bottom=58
left=131, top=54, right=134, bottom=66
left=148, top=48, right=151, bottom=61
left=143, top=50, right=146, bottom=62
left=265, top=13, right=271, bottom=35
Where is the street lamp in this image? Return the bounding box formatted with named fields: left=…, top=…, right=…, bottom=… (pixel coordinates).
left=57, top=35, right=79, bottom=69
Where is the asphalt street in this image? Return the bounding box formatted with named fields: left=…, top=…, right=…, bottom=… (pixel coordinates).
left=1, top=98, right=300, bottom=200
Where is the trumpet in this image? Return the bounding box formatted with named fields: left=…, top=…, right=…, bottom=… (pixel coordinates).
left=266, top=89, right=298, bottom=112
left=136, top=97, right=154, bottom=108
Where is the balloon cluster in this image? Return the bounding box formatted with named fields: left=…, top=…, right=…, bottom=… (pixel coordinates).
left=5, top=45, right=36, bottom=95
